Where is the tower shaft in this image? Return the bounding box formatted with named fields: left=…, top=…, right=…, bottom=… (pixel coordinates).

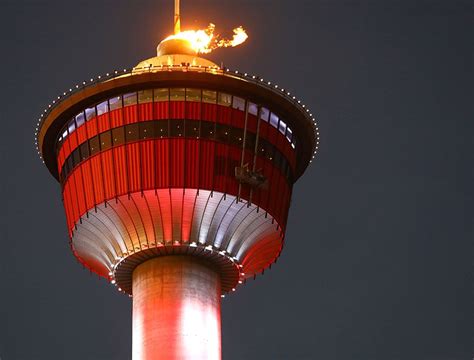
left=132, top=256, right=221, bottom=360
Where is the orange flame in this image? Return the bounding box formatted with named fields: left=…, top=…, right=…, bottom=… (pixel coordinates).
left=164, top=23, right=248, bottom=54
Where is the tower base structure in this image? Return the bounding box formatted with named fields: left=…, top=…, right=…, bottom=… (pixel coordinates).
left=132, top=256, right=221, bottom=360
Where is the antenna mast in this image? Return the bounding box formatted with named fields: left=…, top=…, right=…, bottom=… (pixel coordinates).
left=174, top=0, right=181, bottom=34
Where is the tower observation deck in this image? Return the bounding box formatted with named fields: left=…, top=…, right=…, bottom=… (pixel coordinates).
left=34, top=17, right=320, bottom=360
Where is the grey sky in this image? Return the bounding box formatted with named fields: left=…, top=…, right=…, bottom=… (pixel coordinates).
left=0, top=0, right=472, bottom=359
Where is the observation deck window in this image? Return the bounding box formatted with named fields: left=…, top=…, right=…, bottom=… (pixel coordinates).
left=154, top=88, right=169, bottom=102
left=248, top=102, right=258, bottom=116
left=138, top=89, right=153, bottom=104
left=232, top=96, right=245, bottom=111
left=186, top=88, right=201, bottom=102
left=269, top=112, right=279, bottom=128
left=97, top=101, right=108, bottom=116
left=260, top=107, right=270, bottom=122
left=278, top=119, right=287, bottom=135
left=218, top=92, right=232, bottom=107
left=123, top=92, right=137, bottom=106
left=85, top=106, right=96, bottom=121
left=75, top=111, right=85, bottom=127
left=170, top=88, right=185, bottom=101
left=109, top=96, right=122, bottom=111
left=202, top=90, right=217, bottom=104
left=68, top=120, right=75, bottom=134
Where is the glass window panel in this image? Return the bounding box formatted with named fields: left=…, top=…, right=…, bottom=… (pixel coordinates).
left=138, top=89, right=153, bottom=104
left=286, top=127, right=293, bottom=142
left=186, top=88, right=201, bottom=102
left=170, top=119, right=184, bottom=137
left=215, top=124, right=230, bottom=143
left=72, top=148, right=81, bottom=165
left=125, top=123, right=139, bottom=141
left=97, top=101, right=108, bottom=116
left=200, top=121, right=215, bottom=139
left=62, top=129, right=68, bottom=139
left=154, top=88, right=169, bottom=102
left=85, top=106, right=96, bottom=121
left=269, top=112, right=279, bottom=128
left=89, top=136, right=100, bottom=155
left=68, top=119, right=76, bottom=134
left=76, top=112, right=85, bottom=127
left=248, top=102, right=258, bottom=116
left=202, top=90, right=217, bottom=104
left=100, top=131, right=112, bottom=150
left=154, top=120, right=169, bottom=137
left=123, top=92, right=137, bottom=106
left=185, top=120, right=200, bottom=137
left=260, top=107, right=270, bottom=122
left=139, top=121, right=154, bottom=139
left=67, top=156, right=74, bottom=174
left=218, top=92, right=232, bottom=107
left=112, top=127, right=125, bottom=145
left=170, top=88, right=185, bottom=101
left=80, top=142, right=90, bottom=160
left=230, top=127, right=243, bottom=146
left=232, top=96, right=245, bottom=111
left=109, top=96, right=122, bottom=111
left=279, top=119, right=287, bottom=134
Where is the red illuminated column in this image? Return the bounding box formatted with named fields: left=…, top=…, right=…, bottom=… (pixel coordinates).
left=132, top=256, right=222, bottom=360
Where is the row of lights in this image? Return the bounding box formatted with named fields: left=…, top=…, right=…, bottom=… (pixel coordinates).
left=34, top=65, right=319, bottom=166
left=106, top=241, right=246, bottom=297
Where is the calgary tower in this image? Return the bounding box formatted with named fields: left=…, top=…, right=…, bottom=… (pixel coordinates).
left=34, top=1, right=319, bottom=359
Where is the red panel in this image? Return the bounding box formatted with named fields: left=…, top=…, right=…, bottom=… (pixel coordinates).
left=169, top=102, right=184, bottom=119
left=241, top=233, right=283, bottom=276
left=199, top=141, right=214, bottom=189
left=81, top=161, right=95, bottom=210
left=186, top=101, right=201, bottom=120
left=138, top=103, right=154, bottom=121
left=74, top=167, right=87, bottom=217
left=154, top=102, right=169, bottom=119
left=140, top=141, right=155, bottom=190
left=113, top=146, right=128, bottom=195
left=101, top=151, right=116, bottom=199
left=97, top=113, right=109, bottom=133
left=155, top=140, right=170, bottom=188
left=202, top=103, right=217, bottom=121
left=184, top=139, right=199, bottom=189
left=76, top=125, right=88, bottom=144
left=218, top=106, right=232, bottom=125
left=89, top=155, right=105, bottom=205
left=109, top=108, right=123, bottom=128
left=124, top=105, right=138, bottom=124
left=85, top=117, right=98, bottom=138
left=170, top=139, right=185, bottom=188
left=127, top=143, right=141, bottom=193
left=213, top=143, right=227, bottom=192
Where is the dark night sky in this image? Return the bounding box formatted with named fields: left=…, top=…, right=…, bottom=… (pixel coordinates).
left=1, top=0, right=472, bottom=359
